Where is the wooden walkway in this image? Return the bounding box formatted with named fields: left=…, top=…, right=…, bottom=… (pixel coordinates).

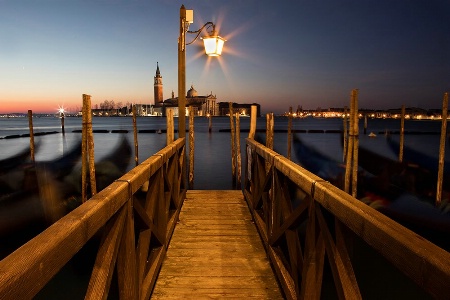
left=151, top=190, right=284, bottom=299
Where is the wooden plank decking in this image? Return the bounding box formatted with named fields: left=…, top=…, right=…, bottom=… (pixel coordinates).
left=151, top=190, right=284, bottom=299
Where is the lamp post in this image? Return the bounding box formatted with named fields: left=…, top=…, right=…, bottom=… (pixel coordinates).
left=178, top=5, right=225, bottom=138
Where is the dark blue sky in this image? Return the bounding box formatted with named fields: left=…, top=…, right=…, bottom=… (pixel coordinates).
left=1, top=0, right=449, bottom=114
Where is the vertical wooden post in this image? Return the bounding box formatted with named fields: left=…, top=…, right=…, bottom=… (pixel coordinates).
left=27, top=110, right=35, bottom=162
left=84, top=94, right=97, bottom=196
left=436, top=92, right=448, bottom=206
left=81, top=96, right=88, bottom=202
left=266, top=113, right=274, bottom=150
left=61, top=114, right=65, bottom=135
left=287, top=107, right=293, bottom=160
left=236, top=113, right=242, bottom=189
left=248, top=105, right=257, bottom=139
left=189, top=106, right=195, bottom=189
left=132, top=105, right=139, bottom=166
left=166, top=109, right=174, bottom=145
left=343, top=106, right=348, bottom=163
left=229, top=102, right=236, bottom=187
left=208, top=114, right=212, bottom=133
left=351, top=90, right=359, bottom=198
left=363, top=114, right=367, bottom=135
left=344, top=93, right=355, bottom=194
left=399, top=104, right=405, bottom=162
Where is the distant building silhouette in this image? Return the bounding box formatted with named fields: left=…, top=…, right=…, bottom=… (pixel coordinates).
left=154, top=62, right=163, bottom=106
left=151, top=63, right=260, bottom=117
left=162, top=85, right=217, bottom=116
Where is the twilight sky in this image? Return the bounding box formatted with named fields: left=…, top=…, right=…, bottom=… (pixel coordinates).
left=1, top=0, right=449, bottom=114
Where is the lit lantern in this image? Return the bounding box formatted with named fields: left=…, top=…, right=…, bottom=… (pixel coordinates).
left=202, top=34, right=226, bottom=56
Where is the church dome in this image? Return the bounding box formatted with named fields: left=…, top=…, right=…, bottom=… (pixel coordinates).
left=187, top=85, right=198, bottom=98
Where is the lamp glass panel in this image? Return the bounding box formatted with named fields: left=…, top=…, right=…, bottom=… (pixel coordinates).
left=203, top=36, right=225, bottom=56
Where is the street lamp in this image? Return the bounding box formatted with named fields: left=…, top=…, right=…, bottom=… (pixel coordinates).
left=178, top=5, right=225, bottom=138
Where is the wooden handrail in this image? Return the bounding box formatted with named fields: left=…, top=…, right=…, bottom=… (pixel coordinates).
left=244, top=138, right=450, bottom=299
left=0, top=138, right=187, bottom=299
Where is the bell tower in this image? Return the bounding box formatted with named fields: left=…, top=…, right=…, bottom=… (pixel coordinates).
left=154, top=62, right=163, bottom=106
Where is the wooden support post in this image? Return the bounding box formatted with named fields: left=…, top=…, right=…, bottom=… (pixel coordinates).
left=248, top=105, right=257, bottom=139
left=61, top=114, right=65, bottom=135
left=81, top=96, right=88, bottom=202
left=399, top=104, right=405, bottom=162
left=208, top=114, right=212, bottom=133
left=132, top=105, right=139, bottom=166
left=287, top=107, right=293, bottom=160
left=436, top=92, right=448, bottom=206
left=84, top=94, right=97, bottom=197
left=166, top=109, right=174, bottom=145
left=363, top=114, right=367, bottom=135
left=351, top=90, right=359, bottom=198
left=266, top=113, right=274, bottom=150
left=344, top=93, right=355, bottom=194
left=343, top=106, right=348, bottom=163
left=236, top=113, right=242, bottom=189
left=189, top=106, right=195, bottom=189
left=27, top=110, right=35, bottom=162
left=229, top=102, right=236, bottom=187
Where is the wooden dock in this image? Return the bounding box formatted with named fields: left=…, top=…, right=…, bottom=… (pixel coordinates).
left=151, top=190, right=284, bottom=299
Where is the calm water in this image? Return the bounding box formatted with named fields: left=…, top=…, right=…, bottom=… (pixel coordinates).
left=0, top=116, right=448, bottom=189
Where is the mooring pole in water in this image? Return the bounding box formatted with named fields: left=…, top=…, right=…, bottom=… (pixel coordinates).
left=229, top=102, right=236, bottom=188
left=266, top=113, right=274, bottom=174
left=82, top=94, right=97, bottom=198
left=363, top=114, right=367, bottom=135
left=208, top=113, right=212, bottom=133
left=436, top=92, right=448, bottom=206
left=166, top=109, right=174, bottom=145
left=266, top=113, right=274, bottom=150
left=189, top=106, right=195, bottom=189
left=61, top=113, right=65, bottom=135
left=351, top=89, right=359, bottom=198
left=248, top=105, right=257, bottom=140
left=399, top=104, right=405, bottom=162
left=236, top=113, right=242, bottom=189
left=287, top=106, right=293, bottom=160
left=132, top=105, right=139, bottom=166
left=81, top=97, right=88, bottom=202
left=344, top=93, right=355, bottom=194
left=27, top=110, right=35, bottom=162
left=343, top=106, right=348, bottom=163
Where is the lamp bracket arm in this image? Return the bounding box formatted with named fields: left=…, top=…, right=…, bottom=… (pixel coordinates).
left=186, top=21, right=215, bottom=46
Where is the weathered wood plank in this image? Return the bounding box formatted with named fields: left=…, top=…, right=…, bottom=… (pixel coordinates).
left=152, top=190, right=283, bottom=299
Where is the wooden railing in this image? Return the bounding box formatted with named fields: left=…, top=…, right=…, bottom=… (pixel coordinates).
left=0, top=138, right=187, bottom=299
left=244, top=137, right=450, bottom=300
